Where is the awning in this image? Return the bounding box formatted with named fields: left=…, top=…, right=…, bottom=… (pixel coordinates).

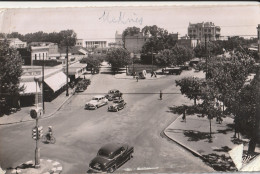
left=19, top=81, right=41, bottom=95
left=44, top=72, right=69, bottom=92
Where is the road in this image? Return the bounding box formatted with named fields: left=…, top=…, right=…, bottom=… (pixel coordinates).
left=0, top=63, right=213, bottom=173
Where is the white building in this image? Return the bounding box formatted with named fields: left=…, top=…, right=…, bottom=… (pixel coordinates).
left=0, top=38, right=27, bottom=48
left=76, top=39, right=107, bottom=48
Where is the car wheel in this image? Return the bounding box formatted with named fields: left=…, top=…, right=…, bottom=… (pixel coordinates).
left=116, top=108, right=119, bottom=112
left=108, top=166, right=115, bottom=173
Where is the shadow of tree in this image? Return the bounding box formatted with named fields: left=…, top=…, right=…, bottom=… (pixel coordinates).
left=213, top=146, right=232, bottom=152
left=231, top=137, right=248, bottom=145
left=202, top=153, right=237, bottom=171
left=217, top=128, right=233, bottom=134
left=183, top=130, right=212, bottom=142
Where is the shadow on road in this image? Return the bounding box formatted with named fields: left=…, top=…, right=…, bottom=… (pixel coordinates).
left=183, top=130, right=213, bottom=142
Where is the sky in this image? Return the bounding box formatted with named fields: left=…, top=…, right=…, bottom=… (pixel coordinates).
left=0, top=2, right=259, bottom=43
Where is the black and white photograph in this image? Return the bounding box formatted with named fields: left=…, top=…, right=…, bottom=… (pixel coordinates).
left=0, top=1, right=260, bottom=174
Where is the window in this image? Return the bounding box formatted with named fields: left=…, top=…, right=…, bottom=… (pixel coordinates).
left=43, top=53, right=44, bottom=59
left=35, top=54, right=37, bottom=60
left=208, top=29, right=211, bottom=32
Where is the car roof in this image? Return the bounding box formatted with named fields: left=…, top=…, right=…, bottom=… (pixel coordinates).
left=109, top=89, right=119, bottom=91
left=173, top=67, right=181, bottom=69
left=99, top=143, right=124, bottom=154
left=93, top=95, right=105, bottom=98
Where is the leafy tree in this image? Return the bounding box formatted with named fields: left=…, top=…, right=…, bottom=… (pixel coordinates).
left=80, top=54, right=103, bottom=74
left=0, top=40, right=24, bottom=114
left=175, top=77, right=206, bottom=105
left=122, top=27, right=141, bottom=48
left=59, top=30, right=77, bottom=96
left=194, top=41, right=224, bottom=58
left=171, top=45, right=194, bottom=65
left=154, top=49, right=176, bottom=67
left=232, top=77, right=260, bottom=153
left=106, top=48, right=131, bottom=72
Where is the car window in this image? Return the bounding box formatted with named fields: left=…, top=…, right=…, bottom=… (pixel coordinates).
left=97, top=149, right=110, bottom=158
left=92, top=97, right=98, bottom=100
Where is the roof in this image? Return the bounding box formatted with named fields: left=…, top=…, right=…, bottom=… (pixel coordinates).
left=93, top=95, right=105, bottom=98
left=99, top=143, right=122, bottom=154
left=58, top=46, right=88, bottom=55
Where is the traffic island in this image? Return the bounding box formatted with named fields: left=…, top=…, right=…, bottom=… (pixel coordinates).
left=6, top=159, right=62, bottom=174
left=163, top=115, right=260, bottom=172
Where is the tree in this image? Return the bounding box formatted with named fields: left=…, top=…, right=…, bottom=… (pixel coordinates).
left=106, top=48, right=132, bottom=72
left=154, top=49, right=176, bottom=67
left=0, top=40, right=24, bottom=114
left=59, top=30, right=77, bottom=96
left=176, top=77, right=205, bottom=105
left=80, top=54, right=103, bottom=74
left=122, top=27, right=141, bottom=48
left=194, top=41, right=224, bottom=58
left=171, top=45, right=194, bottom=65
left=233, top=77, right=260, bottom=153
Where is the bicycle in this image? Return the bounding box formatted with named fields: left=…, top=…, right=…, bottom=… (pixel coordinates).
left=42, top=133, right=56, bottom=144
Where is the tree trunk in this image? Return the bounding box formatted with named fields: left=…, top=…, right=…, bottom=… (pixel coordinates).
left=209, top=118, right=212, bottom=138
left=194, top=98, right=197, bottom=106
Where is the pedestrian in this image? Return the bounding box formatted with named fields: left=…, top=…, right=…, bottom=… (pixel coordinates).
left=182, top=109, right=186, bottom=122
left=136, top=76, right=139, bottom=82
left=159, top=90, right=162, bottom=100
left=162, top=68, right=165, bottom=74
left=154, top=72, right=157, bottom=78
left=151, top=71, right=154, bottom=77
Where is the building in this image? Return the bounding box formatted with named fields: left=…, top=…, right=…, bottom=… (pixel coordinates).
left=124, top=32, right=148, bottom=54
left=0, top=38, right=27, bottom=48
left=76, top=39, right=107, bottom=48
left=19, top=66, right=68, bottom=106
left=178, top=39, right=198, bottom=49
left=188, top=22, right=221, bottom=42
left=257, top=24, right=260, bottom=54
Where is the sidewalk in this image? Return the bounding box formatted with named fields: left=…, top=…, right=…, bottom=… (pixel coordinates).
left=0, top=74, right=92, bottom=125
left=164, top=115, right=260, bottom=171
left=5, top=159, right=62, bottom=174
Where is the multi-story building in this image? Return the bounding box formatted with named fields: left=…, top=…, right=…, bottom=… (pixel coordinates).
left=188, top=22, right=221, bottom=42
left=76, top=39, right=107, bottom=48
left=0, top=38, right=27, bottom=48
left=257, top=24, right=260, bottom=54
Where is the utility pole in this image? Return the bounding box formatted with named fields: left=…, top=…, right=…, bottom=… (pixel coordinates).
left=152, top=47, right=154, bottom=71
left=66, top=45, right=69, bottom=96
left=42, top=54, right=45, bottom=113
left=205, top=34, right=208, bottom=79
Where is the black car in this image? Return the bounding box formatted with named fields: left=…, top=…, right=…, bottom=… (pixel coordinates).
left=105, top=89, right=123, bottom=101
left=165, top=67, right=182, bottom=75
left=108, top=99, right=126, bottom=112
left=88, top=143, right=134, bottom=173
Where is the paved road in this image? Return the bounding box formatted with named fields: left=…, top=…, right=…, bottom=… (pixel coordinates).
left=0, top=64, right=213, bottom=173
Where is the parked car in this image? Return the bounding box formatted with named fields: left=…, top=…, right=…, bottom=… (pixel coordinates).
left=85, top=95, right=108, bottom=110
left=164, top=67, right=182, bottom=75
left=106, top=89, right=122, bottom=101
left=75, top=79, right=91, bottom=93
left=88, top=143, right=134, bottom=173
left=179, top=65, right=190, bottom=70
left=108, top=99, right=126, bottom=112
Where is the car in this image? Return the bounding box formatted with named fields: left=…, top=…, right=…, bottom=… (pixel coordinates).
left=108, top=98, right=126, bottom=112
left=88, top=143, right=134, bottom=173
left=166, top=67, right=182, bottom=75
left=105, top=89, right=123, bottom=101
left=85, top=95, right=108, bottom=110
left=179, top=65, right=190, bottom=70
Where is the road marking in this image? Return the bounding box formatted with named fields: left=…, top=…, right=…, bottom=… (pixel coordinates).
left=137, top=167, right=159, bottom=170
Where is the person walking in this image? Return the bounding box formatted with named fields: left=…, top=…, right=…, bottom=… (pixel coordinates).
left=154, top=71, right=157, bottom=78
left=136, top=76, right=139, bottom=82
left=159, top=90, right=162, bottom=100
left=182, top=109, right=186, bottom=122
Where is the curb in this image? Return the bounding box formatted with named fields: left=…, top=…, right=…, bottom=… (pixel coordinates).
left=163, top=115, right=204, bottom=158
left=0, top=91, right=75, bottom=126
left=9, top=159, right=62, bottom=174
